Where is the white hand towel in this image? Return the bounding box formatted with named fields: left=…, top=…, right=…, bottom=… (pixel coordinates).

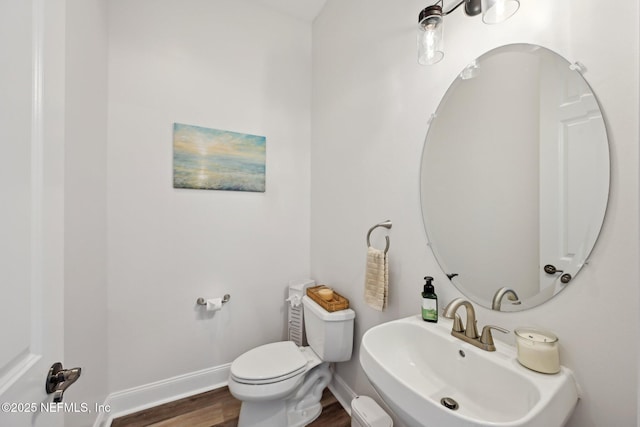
left=364, top=246, right=388, bottom=311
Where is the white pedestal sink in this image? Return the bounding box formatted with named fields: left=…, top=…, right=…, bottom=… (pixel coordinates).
left=360, top=315, right=578, bottom=427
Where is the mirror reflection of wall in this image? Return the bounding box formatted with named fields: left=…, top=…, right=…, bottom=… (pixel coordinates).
left=420, top=44, right=609, bottom=311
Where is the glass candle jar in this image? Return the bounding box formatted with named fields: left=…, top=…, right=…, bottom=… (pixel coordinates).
left=514, top=328, right=560, bottom=374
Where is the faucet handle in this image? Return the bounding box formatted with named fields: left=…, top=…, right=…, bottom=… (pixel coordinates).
left=452, top=313, right=464, bottom=333
left=480, top=325, right=510, bottom=351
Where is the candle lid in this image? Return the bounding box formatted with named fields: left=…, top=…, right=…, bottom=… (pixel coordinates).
left=514, top=327, right=558, bottom=343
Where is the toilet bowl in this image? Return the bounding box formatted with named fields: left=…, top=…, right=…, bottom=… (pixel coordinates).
left=228, top=295, right=355, bottom=427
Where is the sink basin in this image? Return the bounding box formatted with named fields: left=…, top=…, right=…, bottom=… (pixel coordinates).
left=360, top=316, right=578, bottom=427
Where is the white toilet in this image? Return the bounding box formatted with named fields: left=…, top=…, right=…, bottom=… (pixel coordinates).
left=228, top=295, right=355, bottom=427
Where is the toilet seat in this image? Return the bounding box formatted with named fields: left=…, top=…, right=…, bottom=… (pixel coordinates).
left=231, top=341, right=307, bottom=385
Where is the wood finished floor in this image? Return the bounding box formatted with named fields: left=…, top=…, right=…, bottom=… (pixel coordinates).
left=110, top=387, right=350, bottom=427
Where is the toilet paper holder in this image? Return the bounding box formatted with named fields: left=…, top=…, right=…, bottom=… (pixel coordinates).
left=196, top=294, right=231, bottom=306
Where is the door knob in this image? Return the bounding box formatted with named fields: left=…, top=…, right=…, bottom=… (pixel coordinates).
left=46, top=362, right=82, bottom=403
left=543, top=264, right=572, bottom=283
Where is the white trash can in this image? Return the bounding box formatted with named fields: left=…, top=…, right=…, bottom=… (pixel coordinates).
left=351, top=395, right=393, bottom=427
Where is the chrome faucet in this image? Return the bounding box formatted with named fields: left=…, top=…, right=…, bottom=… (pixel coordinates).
left=491, top=287, right=521, bottom=311
left=443, top=298, right=509, bottom=351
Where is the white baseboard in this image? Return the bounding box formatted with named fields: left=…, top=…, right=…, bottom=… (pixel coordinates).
left=93, top=363, right=230, bottom=427
left=94, top=362, right=357, bottom=427
left=328, top=367, right=357, bottom=416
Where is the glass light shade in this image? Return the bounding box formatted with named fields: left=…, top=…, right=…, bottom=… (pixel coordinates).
left=417, top=15, right=444, bottom=65
left=481, top=0, right=520, bottom=24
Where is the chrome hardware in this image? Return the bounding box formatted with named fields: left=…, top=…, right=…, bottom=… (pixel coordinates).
left=366, top=220, right=392, bottom=254
left=491, top=287, right=521, bottom=311
left=543, top=264, right=572, bottom=283
left=196, top=294, right=231, bottom=306
left=441, top=397, right=459, bottom=411
left=443, top=298, right=507, bottom=352
left=46, top=362, right=81, bottom=403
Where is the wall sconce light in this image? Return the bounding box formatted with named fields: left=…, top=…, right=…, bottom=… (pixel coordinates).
left=417, top=0, right=520, bottom=65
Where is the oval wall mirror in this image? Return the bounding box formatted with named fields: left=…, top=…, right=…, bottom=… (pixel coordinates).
left=420, top=44, right=610, bottom=311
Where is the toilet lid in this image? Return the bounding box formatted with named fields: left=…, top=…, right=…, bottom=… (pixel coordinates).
left=231, top=341, right=307, bottom=384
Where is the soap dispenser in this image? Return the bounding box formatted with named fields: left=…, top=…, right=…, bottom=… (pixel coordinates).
left=421, top=276, right=438, bottom=323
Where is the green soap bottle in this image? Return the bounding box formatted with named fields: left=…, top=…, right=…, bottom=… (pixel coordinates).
left=421, top=276, right=438, bottom=323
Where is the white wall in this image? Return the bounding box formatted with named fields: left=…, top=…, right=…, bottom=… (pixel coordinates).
left=107, top=0, right=312, bottom=392
left=64, top=1, right=109, bottom=426
left=312, top=1, right=639, bottom=426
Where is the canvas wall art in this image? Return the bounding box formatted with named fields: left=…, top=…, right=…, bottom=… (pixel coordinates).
left=173, top=123, right=266, bottom=192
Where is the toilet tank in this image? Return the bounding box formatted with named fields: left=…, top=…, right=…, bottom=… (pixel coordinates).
left=302, top=295, right=355, bottom=362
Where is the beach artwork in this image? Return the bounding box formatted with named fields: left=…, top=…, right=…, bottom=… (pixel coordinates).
left=173, top=123, right=266, bottom=192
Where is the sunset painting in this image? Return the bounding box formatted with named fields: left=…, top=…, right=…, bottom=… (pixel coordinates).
left=173, top=123, right=266, bottom=192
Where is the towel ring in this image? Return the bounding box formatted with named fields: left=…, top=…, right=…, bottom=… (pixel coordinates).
left=366, top=220, right=392, bottom=254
